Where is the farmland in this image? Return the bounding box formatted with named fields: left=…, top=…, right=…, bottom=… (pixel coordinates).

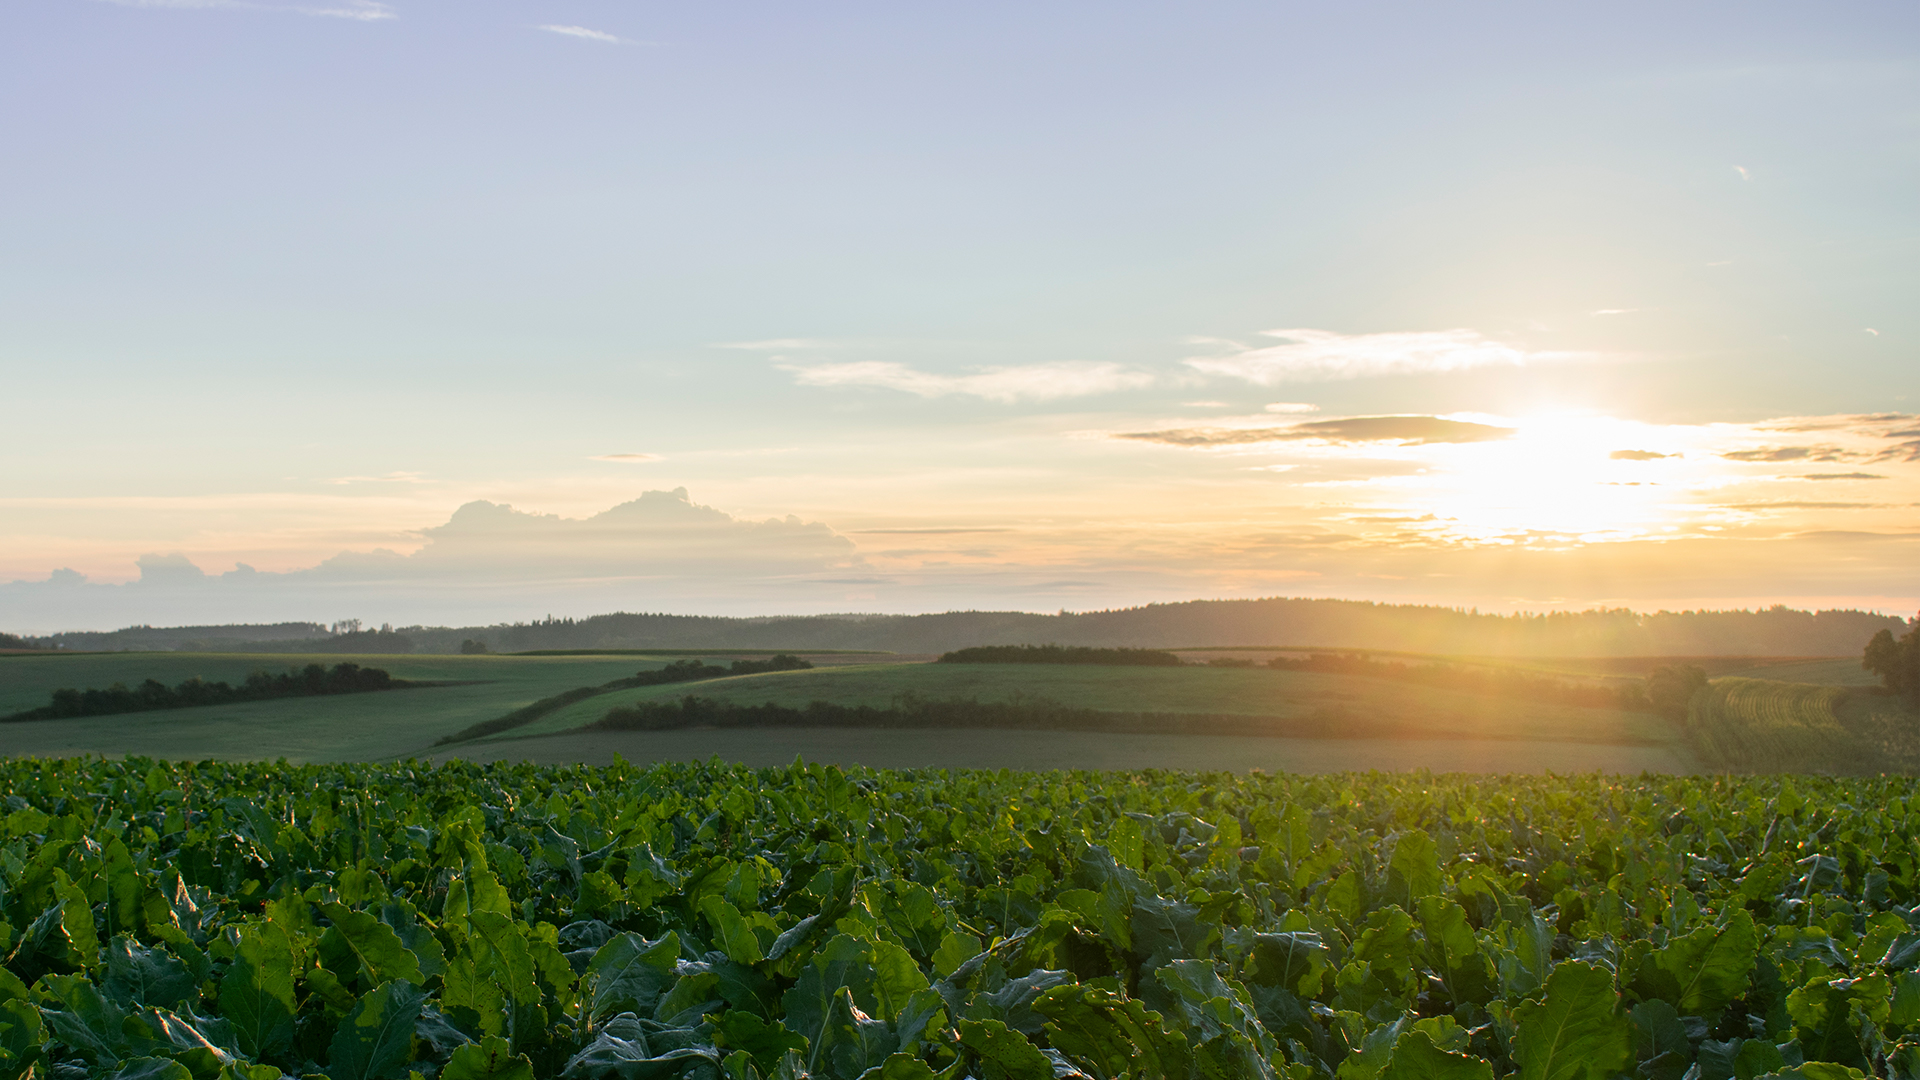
left=2, top=756, right=1917, bottom=1079
left=490, top=662, right=1673, bottom=747
left=0, top=653, right=673, bottom=763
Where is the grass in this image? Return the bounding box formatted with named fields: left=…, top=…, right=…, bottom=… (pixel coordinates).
left=0, top=652, right=666, bottom=762
left=492, top=661, right=1678, bottom=745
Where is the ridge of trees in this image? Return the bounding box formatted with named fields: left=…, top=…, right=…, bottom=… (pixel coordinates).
left=26, top=599, right=1908, bottom=657
left=1, top=662, right=412, bottom=722
left=936, top=644, right=1182, bottom=666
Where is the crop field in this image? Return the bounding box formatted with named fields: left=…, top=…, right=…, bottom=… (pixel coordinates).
left=1, top=756, right=1914, bottom=1079
left=1682, top=677, right=1912, bottom=775
left=0, top=653, right=671, bottom=762
left=496, top=662, right=1675, bottom=747
left=439, top=727, right=1691, bottom=774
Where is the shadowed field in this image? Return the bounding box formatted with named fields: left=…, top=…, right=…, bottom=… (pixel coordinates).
left=500, top=661, right=1676, bottom=745
left=438, top=726, right=1694, bottom=773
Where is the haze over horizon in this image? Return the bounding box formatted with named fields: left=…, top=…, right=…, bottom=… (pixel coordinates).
left=4, top=1, right=1916, bottom=631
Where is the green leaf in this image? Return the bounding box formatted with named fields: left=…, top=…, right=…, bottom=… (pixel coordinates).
left=868, top=940, right=931, bottom=1024
left=703, top=897, right=766, bottom=966
left=586, top=933, right=683, bottom=1023
left=959, top=1018, right=1053, bottom=1080
left=710, top=1010, right=810, bottom=1074
left=218, top=923, right=299, bottom=1059
left=1248, top=931, right=1329, bottom=999
left=1387, top=830, right=1442, bottom=906
left=0, top=997, right=46, bottom=1080
left=930, top=932, right=981, bottom=979
left=817, top=987, right=897, bottom=1080
left=1417, top=898, right=1495, bottom=1010
left=442, top=1035, right=536, bottom=1080
left=1510, top=961, right=1632, bottom=1080
left=1033, top=983, right=1191, bottom=1080
left=106, top=1058, right=194, bottom=1080
left=327, top=980, right=426, bottom=1080
left=1652, top=910, right=1758, bottom=1016
left=1381, top=1030, right=1493, bottom=1080
left=321, top=903, right=425, bottom=988
left=1754, top=1067, right=1871, bottom=1080
left=855, top=1053, right=939, bottom=1080
left=104, top=935, right=197, bottom=1009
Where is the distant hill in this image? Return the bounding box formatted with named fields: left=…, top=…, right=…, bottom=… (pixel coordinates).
left=18, top=599, right=1911, bottom=658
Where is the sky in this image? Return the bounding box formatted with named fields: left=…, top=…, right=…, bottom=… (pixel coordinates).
left=2, top=0, right=1917, bottom=631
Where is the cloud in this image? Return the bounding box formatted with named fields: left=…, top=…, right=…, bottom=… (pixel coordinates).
left=1721, top=446, right=1855, bottom=463
left=783, top=360, right=1153, bottom=403
left=1117, top=415, right=1515, bottom=448
left=1592, top=309, right=1638, bottom=316
left=1802, top=473, right=1887, bottom=481
left=1610, top=450, right=1676, bottom=461
left=591, top=453, right=663, bottom=463
left=1184, top=328, right=1592, bottom=385
left=538, top=24, right=620, bottom=43
left=0, top=489, right=864, bottom=627
left=1264, top=402, right=1319, bottom=414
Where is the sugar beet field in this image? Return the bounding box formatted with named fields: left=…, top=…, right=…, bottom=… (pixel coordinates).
left=1, top=756, right=1917, bottom=1079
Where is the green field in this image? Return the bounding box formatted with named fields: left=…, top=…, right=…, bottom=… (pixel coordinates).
left=1685, top=675, right=1919, bottom=773
left=0, top=652, right=670, bottom=762
left=495, top=660, right=1677, bottom=745
left=1, top=756, right=1913, bottom=1079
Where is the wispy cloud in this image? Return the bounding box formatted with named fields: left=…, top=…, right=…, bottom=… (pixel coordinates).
left=1722, top=445, right=1857, bottom=463
left=591, top=453, right=663, bottom=463
left=1592, top=309, right=1638, bottom=316
left=1184, top=328, right=1594, bottom=385
left=783, top=360, right=1153, bottom=403
left=1117, top=415, right=1515, bottom=448
left=539, top=24, right=621, bottom=43
left=1611, top=450, right=1676, bottom=461
left=1802, top=473, right=1886, bottom=481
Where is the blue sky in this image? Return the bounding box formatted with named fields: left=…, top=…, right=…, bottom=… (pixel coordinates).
left=3, top=1, right=1917, bottom=629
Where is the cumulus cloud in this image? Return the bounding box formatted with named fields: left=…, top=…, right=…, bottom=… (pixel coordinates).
left=1117, top=415, right=1515, bottom=448
left=538, top=24, right=620, bottom=42
left=1185, top=328, right=1592, bottom=384
left=0, top=489, right=863, bottom=628
left=783, top=360, right=1153, bottom=403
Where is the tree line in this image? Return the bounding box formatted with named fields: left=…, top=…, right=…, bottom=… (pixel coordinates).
left=1864, top=616, right=1920, bottom=706
left=2, top=662, right=412, bottom=722
left=936, top=644, right=1183, bottom=666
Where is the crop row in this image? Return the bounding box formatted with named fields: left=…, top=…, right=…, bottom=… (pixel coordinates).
left=0, top=758, right=1916, bottom=1080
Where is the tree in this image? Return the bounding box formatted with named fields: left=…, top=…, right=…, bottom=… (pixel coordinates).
left=460, top=638, right=490, bottom=655
left=1646, top=665, right=1709, bottom=722
left=1863, top=615, right=1920, bottom=705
